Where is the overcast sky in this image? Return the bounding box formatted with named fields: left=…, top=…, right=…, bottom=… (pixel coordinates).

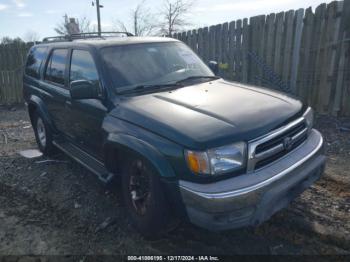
left=0, top=0, right=336, bottom=40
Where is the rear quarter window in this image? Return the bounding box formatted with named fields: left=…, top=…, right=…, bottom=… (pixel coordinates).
left=25, top=47, right=48, bottom=79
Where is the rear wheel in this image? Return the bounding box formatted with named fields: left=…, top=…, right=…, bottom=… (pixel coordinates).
left=122, top=157, right=175, bottom=239
left=33, top=111, right=56, bottom=156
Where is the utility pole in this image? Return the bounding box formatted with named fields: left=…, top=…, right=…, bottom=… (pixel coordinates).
left=93, top=0, right=103, bottom=36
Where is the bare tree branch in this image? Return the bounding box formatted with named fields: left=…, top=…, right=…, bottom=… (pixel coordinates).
left=159, top=0, right=195, bottom=36
left=113, top=19, right=129, bottom=33
left=113, top=0, right=158, bottom=36
left=79, top=17, right=95, bottom=33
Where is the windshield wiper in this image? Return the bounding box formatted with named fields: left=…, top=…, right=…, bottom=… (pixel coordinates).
left=175, top=75, right=220, bottom=84
left=118, top=76, right=219, bottom=94
left=118, top=83, right=183, bottom=94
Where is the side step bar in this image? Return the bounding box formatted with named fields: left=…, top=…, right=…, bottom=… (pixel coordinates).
left=53, top=140, right=114, bottom=183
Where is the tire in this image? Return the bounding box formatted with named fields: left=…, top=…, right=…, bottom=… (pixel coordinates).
left=32, top=111, right=56, bottom=156
left=121, top=156, right=174, bottom=239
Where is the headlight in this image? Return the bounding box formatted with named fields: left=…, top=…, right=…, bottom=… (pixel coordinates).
left=303, top=107, right=314, bottom=131
left=185, top=142, right=246, bottom=175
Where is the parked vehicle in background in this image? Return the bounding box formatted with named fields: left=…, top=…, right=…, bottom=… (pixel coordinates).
left=23, top=32, right=325, bottom=238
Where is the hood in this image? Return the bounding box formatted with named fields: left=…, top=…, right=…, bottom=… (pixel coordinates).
left=111, top=80, right=303, bottom=149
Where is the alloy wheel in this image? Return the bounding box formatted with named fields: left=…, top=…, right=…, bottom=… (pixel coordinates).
left=128, top=160, right=151, bottom=216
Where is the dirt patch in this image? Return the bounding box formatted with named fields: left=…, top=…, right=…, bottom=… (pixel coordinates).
left=0, top=105, right=349, bottom=255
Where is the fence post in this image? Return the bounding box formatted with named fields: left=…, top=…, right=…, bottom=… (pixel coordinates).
left=215, top=24, right=222, bottom=62
left=310, top=4, right=327, bottom=109
left=242, top=18, right=249, bottom=83
left=297, top=7, right=314, bottom=102
left=319, top=2, right=342, bottom=113
left=221, top=22, right=229, bottom=78
left=290, top=8, right=304, bottom=94
left=209, top=25, right=216, bottom=61
left=203, top=27, right=209, bottom=63
left=235, top=20, right=243, bottom=82
left=197, top=28, right=203, bottom=59
left=265, top=13, right=276, bottom=81
left=340, top=0, right=350, bottom=115
left=228, top=21, right=236, bottom=80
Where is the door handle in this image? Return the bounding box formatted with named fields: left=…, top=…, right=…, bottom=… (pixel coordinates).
left=65, top=100, right=72, bottom=107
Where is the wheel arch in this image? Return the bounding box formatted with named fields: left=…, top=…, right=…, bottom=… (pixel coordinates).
left=104, top=133, right=176, bottom=179
left=27, top=95, right=55, bottom=131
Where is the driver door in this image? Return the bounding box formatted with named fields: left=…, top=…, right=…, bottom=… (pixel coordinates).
left=65, top=49, right=107, bottom=160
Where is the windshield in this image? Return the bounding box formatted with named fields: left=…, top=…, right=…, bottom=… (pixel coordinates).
left=101, top=42, right=214, bottom=93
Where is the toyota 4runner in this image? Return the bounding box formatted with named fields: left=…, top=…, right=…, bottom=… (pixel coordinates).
left=23, top=32, right=326, bottom=238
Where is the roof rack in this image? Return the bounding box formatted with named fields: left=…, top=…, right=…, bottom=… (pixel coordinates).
left=42, top=36, right=69, bottom=43
left=42, top=31, right=134, bottom=43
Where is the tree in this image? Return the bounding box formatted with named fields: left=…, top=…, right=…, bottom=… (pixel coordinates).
left=78, top=17, right=96, bottom=34
left=114, top=1, right=157, bottom=36
left=0, top=37, right=24, bottom=45
left=24, top=30, right=40, bottom=43
left=158, top=0, right=194, bottom=36
left=54, top=14, right=95, bottom=35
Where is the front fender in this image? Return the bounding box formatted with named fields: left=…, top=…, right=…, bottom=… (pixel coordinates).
left=106, top=133, right=176, bottom=178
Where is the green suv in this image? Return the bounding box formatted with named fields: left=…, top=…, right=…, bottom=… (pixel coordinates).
left=23, top=32, right=325, bottom=238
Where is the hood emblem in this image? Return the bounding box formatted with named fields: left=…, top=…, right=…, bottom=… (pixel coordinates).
left=283, top=137, right=294, bottom=151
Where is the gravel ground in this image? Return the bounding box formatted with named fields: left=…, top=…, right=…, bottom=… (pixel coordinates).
left=0, top=105, right=349, bottom=255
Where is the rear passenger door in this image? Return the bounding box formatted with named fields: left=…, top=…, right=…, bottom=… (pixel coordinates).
left=67, top=49, right=107, bottom=159
left=41, top=48, right=72, bottom=136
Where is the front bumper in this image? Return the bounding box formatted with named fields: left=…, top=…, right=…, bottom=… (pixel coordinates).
left=179, top=129, right=325, bottom=231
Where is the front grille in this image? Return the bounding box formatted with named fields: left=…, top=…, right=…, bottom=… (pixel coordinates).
left=255, top=121, right=307, bottom=154
left=255, top=133, right=307, bottom=169
left=248, top=118, right=308, bottom=172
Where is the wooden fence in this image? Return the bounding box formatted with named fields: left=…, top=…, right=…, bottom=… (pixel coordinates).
left=0, top=42, right=32, bottom=71
left=0, top=42, right=32, bottom=105
left=173, top=0, right=350, bottom=116
left=0, top=70, right=24, bottom=104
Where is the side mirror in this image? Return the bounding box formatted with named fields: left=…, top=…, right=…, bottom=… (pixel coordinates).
left=70, top=80, right=99, bottom=100
left=208, top=61, right=219, bottom=75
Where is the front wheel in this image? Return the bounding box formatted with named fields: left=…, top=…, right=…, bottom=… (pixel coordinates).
left=122, top=157, right=175, bottom=239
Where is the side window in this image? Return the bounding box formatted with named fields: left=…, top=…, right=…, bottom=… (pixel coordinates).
left=70, top=50, right=100, bottom=89
left=25, top=47, right=48, bottom=79
left=45, top=49, right=68, bottom=86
